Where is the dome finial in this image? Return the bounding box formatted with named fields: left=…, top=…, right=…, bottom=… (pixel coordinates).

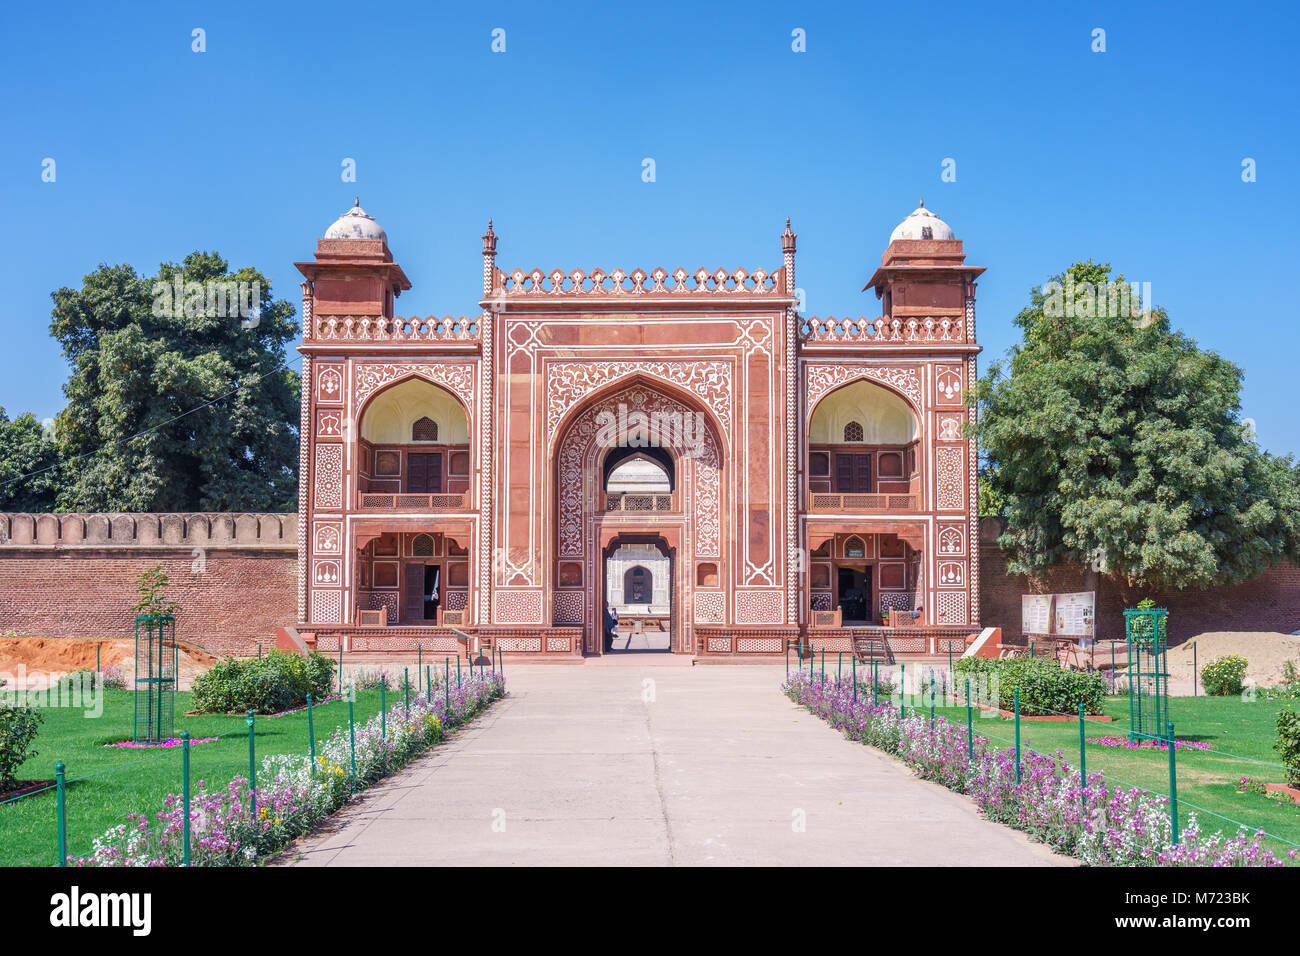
left=354, top=197, right=360, bottom=207
left=918, top=197, right=924, bottom=208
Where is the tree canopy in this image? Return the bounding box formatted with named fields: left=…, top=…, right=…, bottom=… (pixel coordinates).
left=2, top=251, right=301, bottom=513
left=974, top=260, right=1300, bottom=590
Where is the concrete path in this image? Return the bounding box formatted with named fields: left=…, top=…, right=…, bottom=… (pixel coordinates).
left=280, top=665, right=1066, bottom=866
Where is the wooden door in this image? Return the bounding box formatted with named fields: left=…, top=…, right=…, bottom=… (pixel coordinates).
left=404, top=563, right=425, bottom=622
left=834, top=454, right=872, bottom=493
left=407, top=453, right=442, bottom=494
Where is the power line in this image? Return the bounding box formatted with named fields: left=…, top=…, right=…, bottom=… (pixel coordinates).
left=0, top=371, right=274, bottom=491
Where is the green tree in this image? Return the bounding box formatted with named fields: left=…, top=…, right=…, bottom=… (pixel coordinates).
left=0, top=408, right=62, bottom=511
left=48, top=252, right=300, bottom=512
left=974, top=260, right=1300, bottom=590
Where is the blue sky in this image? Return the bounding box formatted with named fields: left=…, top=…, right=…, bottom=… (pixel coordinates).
left=3, top=1, right=1298, bottom=456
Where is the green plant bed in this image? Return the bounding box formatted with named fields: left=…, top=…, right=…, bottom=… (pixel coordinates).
left=0, top=688, right=390, bottom=867
left=927, top=693, right=1300, bottom=860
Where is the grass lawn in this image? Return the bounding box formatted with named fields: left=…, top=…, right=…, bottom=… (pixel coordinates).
left=0, top=687, right=402, bottom=867
left=914, top=692, right=1300, bottom=860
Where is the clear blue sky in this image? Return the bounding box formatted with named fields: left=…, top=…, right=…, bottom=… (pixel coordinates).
left=3, top=1, right=1297, bottom=456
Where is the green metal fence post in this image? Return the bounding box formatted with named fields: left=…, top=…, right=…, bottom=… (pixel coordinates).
left=1014, top=688, right=1021, bottom=784
left=947, top=646, right=953, bottom=700
left=96, top=644, right=100, bottom=674
left=899, top=663, right=905, bottom=719
left=965, top=679, right=973, bottom=762
left=247, top=709, right=256, bottom=816
left=1193, top=642, right=1198, bottom=697
left=381, top=676, right=387, bottom=743
left=444, top=658, right=451, bottom=722
left=348, top=690, right=357, bottom=794
left=1078, top=701, right=1086, bottom=814
left=182, top=731, right=191, bottom=866
left=837, top=651, right=842, bottom=685
left=307, top=693, right=316, bottom=779
left=929, top=677, right=935, bottom=732
left=1168, top=721, right=1179, bottom=844
left=852, top=656, right=857, bottom=702
left=873, top=660, right=878, bottom=706
left=820, top=648, right=825, bottom=685
left=55, top=761, right=67, bottom=867
left=404, top=667, right=410, bottom=716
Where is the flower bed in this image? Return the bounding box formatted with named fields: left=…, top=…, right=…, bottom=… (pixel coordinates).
left=73, top=671, right=505, bottom=866
left=104, top=736, right=220, bottom=749
left=784, top=671, right=1286, bottom=867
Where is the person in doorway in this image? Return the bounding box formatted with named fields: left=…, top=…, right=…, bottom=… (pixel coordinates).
left=604, top=605, right=619, bottom=651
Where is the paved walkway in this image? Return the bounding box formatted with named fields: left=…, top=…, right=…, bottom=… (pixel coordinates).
left=281, top=665, right=1066, bottom=866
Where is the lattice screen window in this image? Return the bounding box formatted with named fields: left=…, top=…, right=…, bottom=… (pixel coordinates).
left=412, top=534, right=434, bottom=556
left=844, top=421, right=864, bottom=442
left=412, top=417, right=439, bottom=441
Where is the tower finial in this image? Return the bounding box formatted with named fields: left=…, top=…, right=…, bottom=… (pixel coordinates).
left=354, top=196, right=360, bottom=207
left=918, top=197, right=924, bottom=208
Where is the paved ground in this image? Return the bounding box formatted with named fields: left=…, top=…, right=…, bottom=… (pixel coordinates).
left=280, top=664, right=1066, bottom=866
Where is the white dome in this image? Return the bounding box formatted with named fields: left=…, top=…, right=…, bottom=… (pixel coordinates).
left=889, top=200, right=954, bottom=242
left=324, top=200, right=387, bottom=241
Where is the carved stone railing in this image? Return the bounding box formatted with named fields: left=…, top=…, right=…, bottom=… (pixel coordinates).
left=800, top=315, right=966, bottom=344
left=604, top=493, right=674, bottom=513
left=357, top=493, right=467, bottom=512
left=497, top=266, right=783, bottom=297
left=312, top=315, right=481, bottom=343
left=808, top=494, right=918, bottom=513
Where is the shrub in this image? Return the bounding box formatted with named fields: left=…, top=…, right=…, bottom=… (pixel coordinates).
left=0, top=702, right=43, bottom=792
left=1276, top=708, right=1300, bottom=788
left=101, top=663, right=128, bottom=690
left=191, top=651, right=335, bottom=714
left=1201, top=654, right=1248, bottom=696
left=955, top=656, right=1106, bottom=716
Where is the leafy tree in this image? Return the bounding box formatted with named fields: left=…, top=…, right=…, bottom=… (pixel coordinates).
left=0, top=408, right=62, bottom=511
left=48, top=252, right=299, bottom=512
left=974, top=260, right=1300, bottom=590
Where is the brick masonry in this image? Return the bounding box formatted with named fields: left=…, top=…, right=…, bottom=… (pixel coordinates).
left=979, top=517, right=1300, bottom=643
left=1, top=512, right=1295, bottom=654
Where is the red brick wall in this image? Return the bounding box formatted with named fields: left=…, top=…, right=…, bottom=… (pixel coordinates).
left=0, top=549, right=296, bottom=657
left=979, top=521, right=1300, bottom=645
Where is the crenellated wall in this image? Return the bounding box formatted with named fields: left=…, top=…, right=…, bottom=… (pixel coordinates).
left=0, top=514, right=296, bottom=656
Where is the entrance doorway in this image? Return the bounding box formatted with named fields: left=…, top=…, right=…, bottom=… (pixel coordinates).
left=601, top=537, right=673, bottom=654
left=403, top=562, right=441, bottom=623
left=837, top=565, right=872, bottom=623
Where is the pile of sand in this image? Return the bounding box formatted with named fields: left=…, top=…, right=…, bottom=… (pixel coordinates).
left=1168, top=631, right=1300, bottom=691
left=0, top=636, right=216, bottom=691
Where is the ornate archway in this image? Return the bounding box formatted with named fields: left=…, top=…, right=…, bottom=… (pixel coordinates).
left=551, top=381, right=724, bottom=653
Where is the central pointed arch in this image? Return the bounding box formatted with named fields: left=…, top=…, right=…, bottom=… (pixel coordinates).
left=548, top=376, right=726, bottom=654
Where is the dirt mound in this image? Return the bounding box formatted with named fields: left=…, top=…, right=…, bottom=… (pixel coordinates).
left=0, top=636, right=217, bottom=690
left=1168, top=631, right=1300, bottom=690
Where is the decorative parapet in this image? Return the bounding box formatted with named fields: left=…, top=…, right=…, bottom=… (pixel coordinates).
left=800, top=315, right=967, bottom=344
left=496, top=266, right=786, bottom=297
left=310, top=314, right=482, bottom=344
left=0, top=513, right=297, bottom=549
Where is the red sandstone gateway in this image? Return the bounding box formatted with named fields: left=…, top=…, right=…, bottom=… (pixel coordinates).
left=294, top=200, right=984, bottom=659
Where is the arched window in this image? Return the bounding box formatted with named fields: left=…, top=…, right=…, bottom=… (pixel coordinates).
left=844, top=421, right=864, bottom=442
left=624, top=566, right=652, bottom=604
left=412, top=417, right=439, bottom=442
left=412, top=533, right=434, bottom=556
